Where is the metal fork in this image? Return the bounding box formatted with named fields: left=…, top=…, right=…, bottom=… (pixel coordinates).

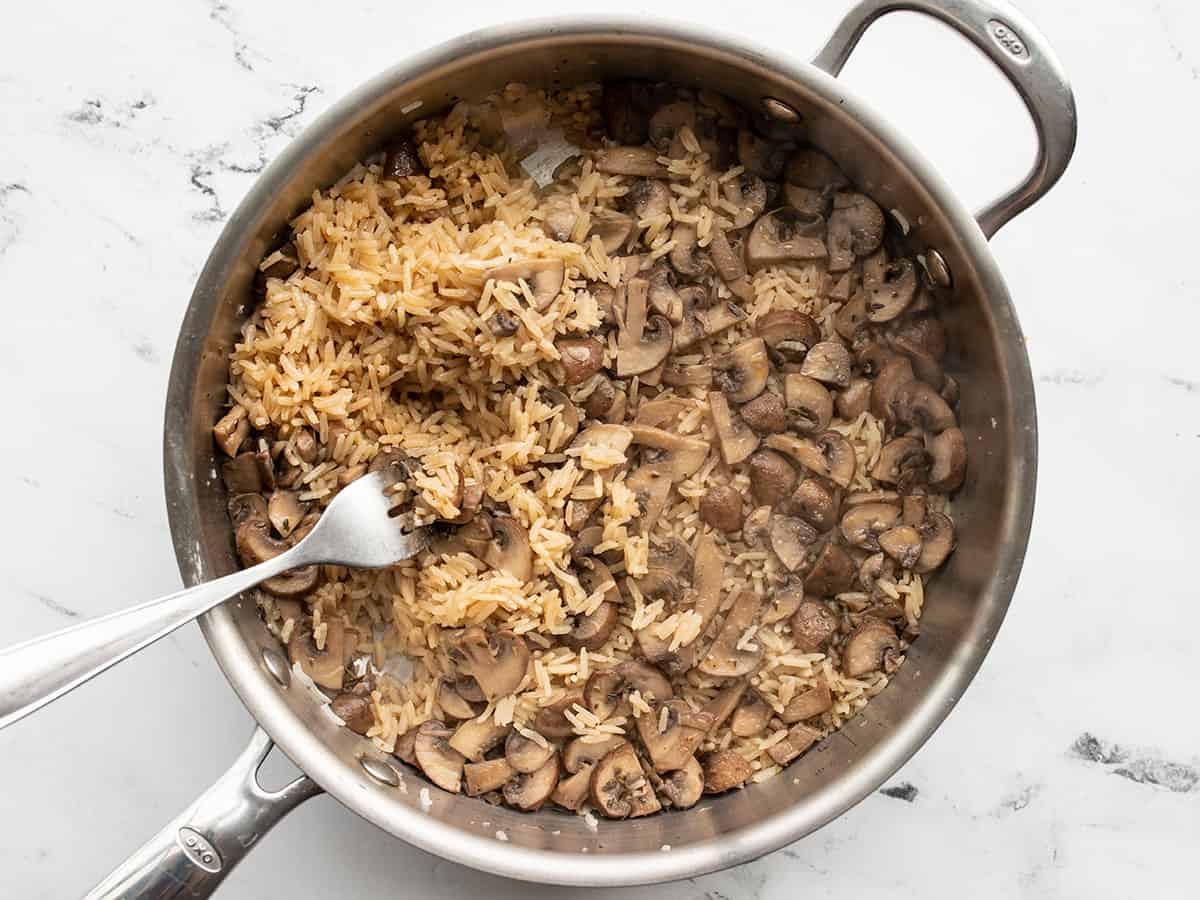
left=0, top=468, right=430, bottom=730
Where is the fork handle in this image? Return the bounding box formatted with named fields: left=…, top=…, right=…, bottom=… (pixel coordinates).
left=0, top=549, right=301, bottom=730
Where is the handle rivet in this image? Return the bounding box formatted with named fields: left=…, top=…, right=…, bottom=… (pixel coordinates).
left=922, top=249, right=953, bottom=289
left=261, top=647, right=291, bottom=686
left=761, top=97, right=802, bottom=123
left=360, top=757, right=400, bottom=787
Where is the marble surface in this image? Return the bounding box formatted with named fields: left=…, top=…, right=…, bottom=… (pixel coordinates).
left=0, top=0, right=1196, bottom=896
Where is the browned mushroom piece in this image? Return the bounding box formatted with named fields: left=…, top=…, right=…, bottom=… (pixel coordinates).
left=534, top=689, right=585, bottom=740
left=722, top=172, right=769, bottom=228
left=595, top=145, right=668, bottom=177
left=894, top=314, right=948, bottom=361
left=589, top=209, right=636, bottom=253
left=698, top=589, right=765, bottom=677
left=743, top=504, right=772, bottom=547
left=864, top=257, right=918, bottom=322
left=844, top=489, right=902, bottom=509
left=382, top=134, right=423, bottom=178
left=393, top=728, right=419, bottom=766
left=915, top=512, right=955, bottom=573
left=701, top=749, right=753, bottom=793
left=563, top=599, right=619, bottom=651
left=415, top=721, right=467, bottom=793
left=760, top=583, right=804, bottom=625
left=648, top=539, right=694, bottom=580
left=228, top=492, right=268, bottom=528
left=836, top=379, right=872, bottom=421
left=483, top=516, right=533, bottom=581
left=649, top=100, right=697, bottom=149
left=799, top=341, right=852, bottom=388
left=237, top=518, right=319, bottom=597
left=551, top=765, right=594, bottom=810
left=713, top=337, right=770, bottom=403
left=637, top=699, right=714, bottom=771
left=690, top=532, right=726, bottom=633
left=222, top=452, right=263, bottom=494
left=784, top=374, right=833, bottom=434
left=503, top=753, right=560, bottom=811
left=840, top=502, right=902, bottom=552
left=745, top=208, right=827, bottom=270
left=291, top=427, right=318, bottom=465
left=624, top=467, right=672, bottom=535
left=584, top=661, right=673, bottom=720
left=878, top=525, right=923, bottom=569
left=449, top=627, right=530, bottom=701
left=827, top=192, right=885, bottom=272
left=748, top=449, right=798, bottom=507
left=660, top=756, right=705, bottom=809
left=636, top=568, right=684, bottom=605
left=699, top=485, right=744, bottom=534
left=329, top=684, right=373, bottom=736
left=708, top=226, right=747, bottom=286
left=806, top=542, right=857, bottom=596
left=708, top=391, right=759, bottom=466
left=870, top=356, right=917, bottom=422
left=737, top=129, right=790, bottom=178
left=673, top=301, right=747, bottom=352
left=590, top=742, right=662, bottom=818
left=438, top=680, right=482, bottom=721
left=447, top=717, right=510, bottom=762
left=464, top=758, right=515, bottom=796
left=628, top=427, right=709, bottom=486
left=767, top=723, right=822, bottom=765
left=540, top=196, right=578, bottom=242
left=541, top=388, right=580, bottom=449
left=892, top=380, right=957, bottom=433
left=765, top=432, right=856, bottom=489
left=781, top=681, right=832, bottom=723
left=833, top=292, right=869, bottom=342
left=505, top=729, right=556, bottom=774
left=871, top=436, right=928, bottom=486
left=625, top=178, right=671, bottom=220
left=859, top=551, right=892, bottom=590
left=702, top=679, right=748, bottom=729
left=662, top=361, right=713, bottom=389
left=789, top=477, right=840, bottom=531
left=563, top=734, right=626, bottom=774
left=739, top=391, right=788, bottom=434
left=842, top=620, right=901, bottom=677
left=791, top=599, right=840, bottom=652
left=667, top=223, right=709, bottom=278
left=267, top=490, right=305, bottom=538
left=556, top=336, right=606, bottom=385
left=617, top=279, right=674, bottom=377
left=213, top=407, right=249, bottom=457
left=785, top=147, right=849, bottom=192
left=730, top=689, right=773, bottom=737
left=485, top=258, right=566, bottom=311
left=927, top=426, right=967, bottom=492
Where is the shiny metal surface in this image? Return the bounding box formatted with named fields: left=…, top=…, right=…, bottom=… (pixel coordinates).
left=148, top=0, right=1074, bottom=890
left=0, top=469, right=428, bottom=731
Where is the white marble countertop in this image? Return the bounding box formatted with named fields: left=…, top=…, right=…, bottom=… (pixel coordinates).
left=1, top=0, right=1196, bottom=896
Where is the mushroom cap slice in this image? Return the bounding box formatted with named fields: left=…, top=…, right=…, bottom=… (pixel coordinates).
left=722, top=171, right=768, bottom=228
left=484, top=516, right=533, bottom=581
left=709, top=391, right=760, bottom=466
left=625, top=466, right=673, bottom=534
left=871, top=436, right=929, bottom=486
left=739, top=391, right=788, bottom=434
left=763, top=583, right=806, bottom=625
left=769, top=515, right=819, bottom=572
left=738, top=129, right=791, bottom=178
left=927, top=427, right=967, bottom=493
left=637, top=699, right=716, bottom=772
left=503, top=753, right=560, bottom=811
left=447, top=717, right=510, bottom=762
left=699, top=485, right=744, bottom=533
left=805, top=542, right=857, bottom=596
left=236, top=517, right=319, bottom=598
left=748, top=449, right=799, bottom=507
left=767, top=722, right=822, bottom=765
left=287, top=620, right=346, bottom=690
left=662, top=361, right=714, bottom=388
left=485, top=258, right=566, bottom=311
left=799, top=341, right=852, bottom=388
left=701, top=749, right=753, bottom=793
left=648, top=538, right=694, bottom=580
left=840, top=502, right=902, bottom=551
left=708, top=226, right=747, bottom=284
left=842, top=619, right=901, bottom=677
left=464, top=758, right=515, bottom=796
left=393, top=727, right=419, bottom=766
left=792, top=598, right=840, bottom=653
left=617, top=280, right=674, bottom=377
left=534, top=689, right=585, bottom=740
left=879, top=525, right=923, bottom=569
left=673, top=301, right=747, bottom=352
left=556, top=336, right=606, bottom=385
left=834, top=291, right=869, bottom=342
left=758, top=309, right=821, bottom=363
left=688, top=532, right=726, bottom=635
left=745, top=208, right=827, bottom=270
left=893, top=380, right=958, bottom=433
left=551, top=765, right=595, bottom=811
left=827, top=192, right=885, bottom=272
left=785, top=147, right=848, bottom=190
left=625, top=178, right=671, bottom=219
left=669, top=223, right=710, bottom=278
left=765, top=432, right=856, bottom=489
left=267, top=490, right=305, bottom=538
left=915, top=511, right=955, bottom=573
left=698, top=589, right=765, bottom=677
left=589, top=209, right=636, bottom=253
left=702, top=679, right=749, bottom=729
left=590, top=742, right=662, bottom=818
left=213, top=406, right=249, bottom=457
left=871, top=356, right=917, bottom=422
left=730, top=688, right=773, bottom=737
left=789, top=477, right=840, bottom=532
left=781, top=681, right=833, bottom=723
left=628, top=424, right=710, bottom=482
left=864, top=257, right=918, bottom=322
left=595, top=146, right=668, bottom=177
left=713, top=337, right=770, bottom=403
left=437, top=680, right=482, bottom=721
left=562, top=599, right=619, bottom=651
left=583, top=670, right=626, bottom=721
left=449, top=626, right=530, bottom=701
left=563, top=734, right=626, bottom=774
left=414, top=721, right=466, bottom=793
left=784, top=374, right=833, bottom=433
left=505, top=729, right=556, bottom=774
left=660, top=756, right=705, bottom=809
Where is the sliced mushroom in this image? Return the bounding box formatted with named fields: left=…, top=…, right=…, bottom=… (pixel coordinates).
left=915, top=512, right=955, bottom=573
left=871, top=436, right=929, bottom=488
left=447, top=717, right=510, bottom=762
left=464, top=758, right=515, bottom=796
left=660, top=756, right=704, bottom=809
left=449, top=627, right=530, bottom=701
left=589, top=209, right=635, bottom=253
left=267, top=490, right=305, bottom=538
left=713, top=337, right=770, bottom=403
left=745, top=208, right=827, bottom=270
left=870, top=356, right=917, bottom=422
left=648, top=539, right=693, bottom=581
left=927, top=426, right=967, bottom=492
left=563, top=734, right=626, bottom=774
left=893, top=381, right=957, bottom=433
left=534, top=689, right=585, bottom=740
left=789, top=477, right=840, bottom=531
left=836, top=378, right=873, bottom=420
left=863, top=258, right=918, bottom=323
left=383, top=134, right=423, bottom=177
left=699, top=485, right=744, bottom=533
left=563, top=600, right=619, bottom=652
left=785, top=148, right=848, bottom=191
left=769, top=516, right=819, bottom=572
left=649, top=100, right=697, bottom=149
left=668, top=224, right=709, bottom=278
left=485, top=258, right=566, bottom=311
left=701, top=749, right=752, bottom=793
left=739, top=391, right=788, bottom=434
left=393, top=727, right=418, bottom=766
left=584, top=661, right=673, bottom=720
left=227, top=492, right=267, bottom=528
left=541, top=196, right=578, bottom=242
left=503, top=753, right=559, bottom=811
left=827, top=193, right=885, bottom=272
left=879, top=525, right=923, bottom=569
left=662, top=360, right=713, bottom=388
left=590, top=742, right=662, bottom=818
left=556, top=336, right=606, bottom=385
left=542, top=387, right=580, bottom=449
left=484, top=516, right=533, bottom=581
left=637, top=699, right=714, bottom=772
left=784, top=183, right=835, bottom=218
left=894, top=315, right=948, bottom=361
left=594, top=146, right=667, bottom=177
left=737, top=129, right=790, bottom=178
left=629, top=424, right=709, bottom=482
left=767, top=723, right=822, bottom=765
left=845, top=489, right=902, bottom=508
left=222, top=452, right=263, bottom=494
left=723, top=172, right=769, bottom=228
left=757, top=309, right=821, bottom=365
left=708, top=226, right=747, bottom=286
left=624, top=467, right=672, bottom=534
left=625, top=178, right=670, bottom=220
left=781, top=681, right=832, bottom=723
left=438, top=680, right=482, bottom=721
left=799, top=341, right=852, bottom=388
left=690, top=532, right=726, bottom=633
left=730, top=689, right=772, bottom=737
left=213, top=407, right=248, bottom=457
left=762, top=583, right=805, bottom=625
left=805, top=542, right=857, bottom=596
left=833, top=291, right=869, bottom=342
left=673, top=301, right=746, bottom=352
left=237, top=518, right=319, bottom=597
left=791, top=599, right=840, bottom=652
left=506, top=729, right=556, bottom=774
left=842, top=619, right=901, bottom=677
left=708, top=391, right=759, bottom=466
left=784, top=374, right=833, bottom=433
left=287, top=621, right=345, bottom=690
left=415, top=721, right=466, bottom=792
left=748, top=449, right=798, bottom=506
left=698, top=589, right=764, bottom=677
left=702, top=679, right=748, bottom=729
left=765, top=431, right=856, bottom=489
left=551, top=765, right=594, bottom=810
left=840, top=503, right=902, bottom=551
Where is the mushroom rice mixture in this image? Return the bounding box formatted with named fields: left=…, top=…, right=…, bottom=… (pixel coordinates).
left=213, top=82, right=966, bottom=818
